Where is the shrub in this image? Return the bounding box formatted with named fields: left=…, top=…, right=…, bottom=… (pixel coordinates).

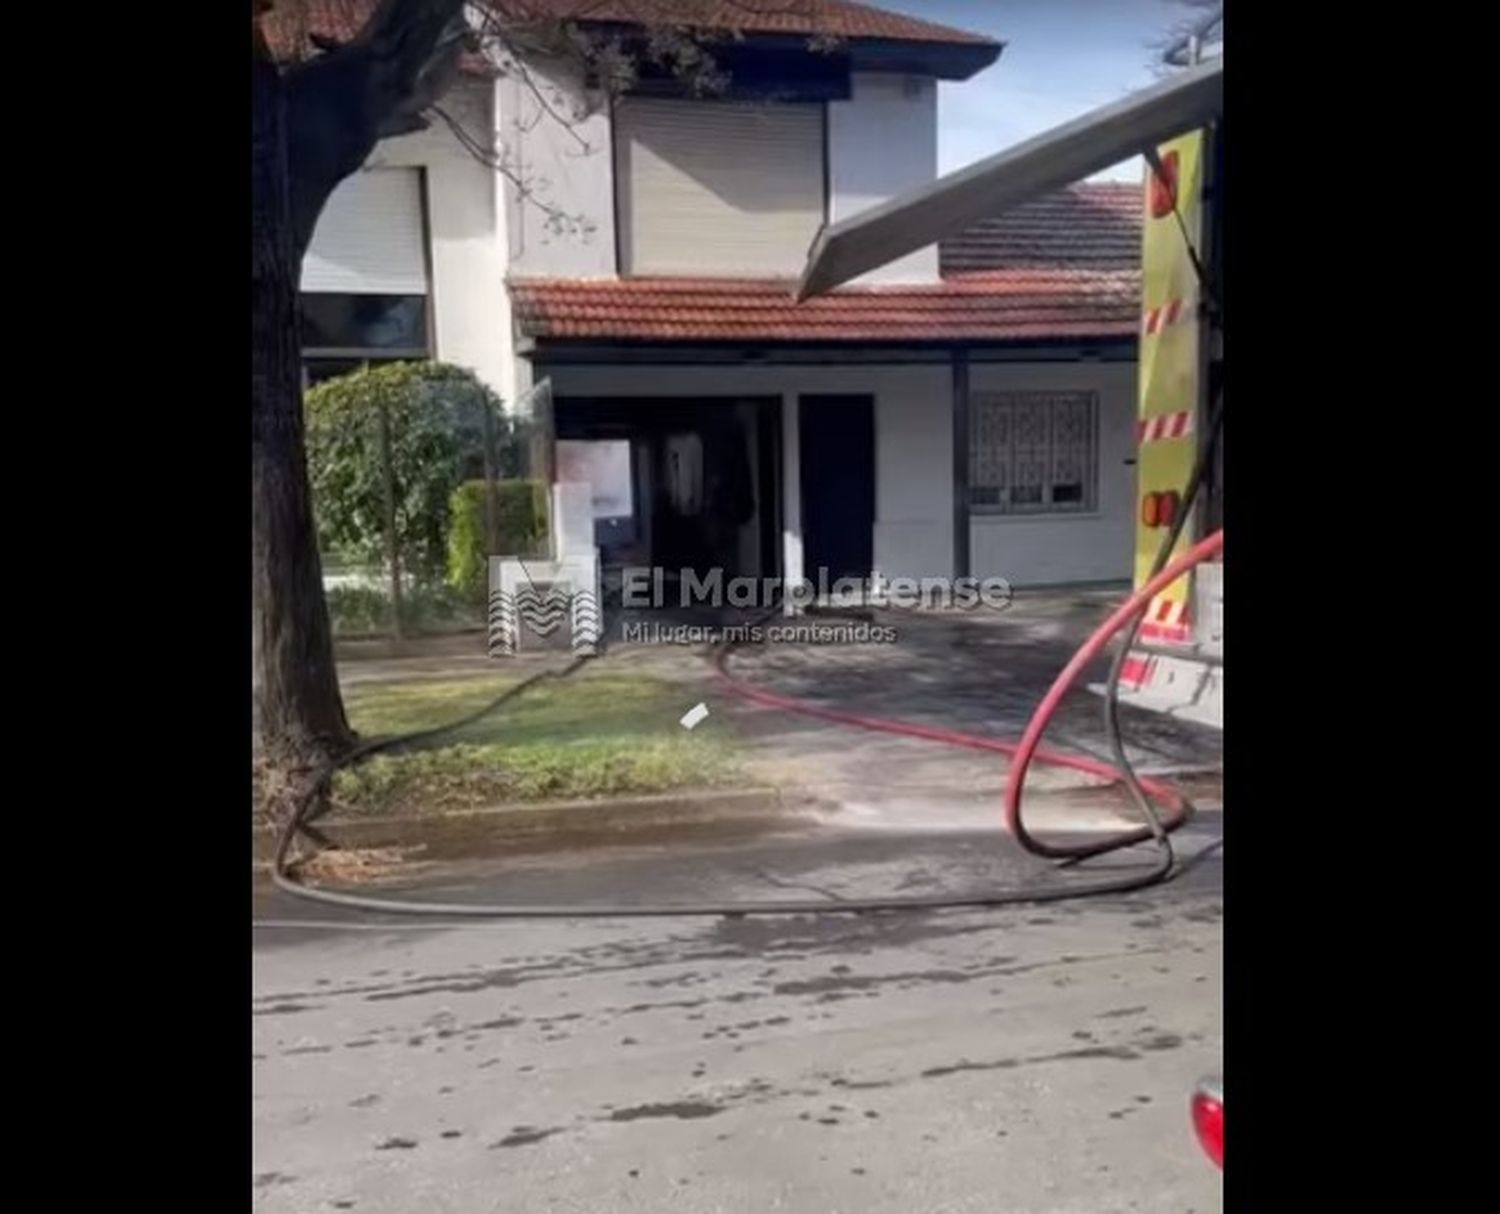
left=446, top=479, right=550, bottom=599
left=305, top=361, right=523, bottom=587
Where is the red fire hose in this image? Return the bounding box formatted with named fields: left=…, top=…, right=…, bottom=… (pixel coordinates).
left=270, top=535, right=1224, bottom=918
left=714, top=530, right=1224, bottom=861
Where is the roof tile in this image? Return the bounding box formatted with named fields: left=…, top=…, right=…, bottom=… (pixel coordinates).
left=511, top=269, right=1141, bottom=343
left=942, top=182, right=1142, bottom=273
left=514, top=183, right=1145, bottom=344
left=262, top=0, right=996, bottom=63
left=492, top=0, right=996, bottom=47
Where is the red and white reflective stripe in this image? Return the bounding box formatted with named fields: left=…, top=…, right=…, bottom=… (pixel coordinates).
left=1136, top=411, right=1194, bottom=444
left=1120, top=654, right=1154, bottom=687
left=1139, top=621, right=1192, bottom=642
left=1142, top=297, right=1189, bottom=335
left=1138, top=595, right=1191, bottom=643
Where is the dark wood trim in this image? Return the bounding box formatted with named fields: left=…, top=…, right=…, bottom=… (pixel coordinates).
left=609, top=90, right=626, bottom=277
left=951, top=349, right=971, bottom=580
left=416, top=165, right=437, bottom=359
left=531, top=338, right=1137, bottom=367
left=820, top=99, right=832, bottom=227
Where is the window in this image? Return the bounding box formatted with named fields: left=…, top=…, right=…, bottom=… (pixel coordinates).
left=298, top=165, right=431, bottom=382
left=300, top=167, right=428, bottom=295
left=970, top=391, right=1099, bottom=515
left=299, top=294, right=429, bottom=355
left=299, top=295, right=430, bottom=389
left=614, top=97, right=825, bottom=276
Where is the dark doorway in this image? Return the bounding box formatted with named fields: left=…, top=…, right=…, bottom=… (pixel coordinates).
left=799, top=395, right=875, bottom=585
left=553, top=396, right=781, bottom=583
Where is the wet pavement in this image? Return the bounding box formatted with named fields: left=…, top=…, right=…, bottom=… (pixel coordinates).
left=262, top=591, right=1226, bottom=1210
left=252, top=819, right=1223, bottom=1213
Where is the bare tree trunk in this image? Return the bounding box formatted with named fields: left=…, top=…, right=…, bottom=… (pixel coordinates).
left=252, top=52, right=353, bottom=770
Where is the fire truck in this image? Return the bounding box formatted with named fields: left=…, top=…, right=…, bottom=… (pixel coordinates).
left=798, top=48, right=1224, bottom=729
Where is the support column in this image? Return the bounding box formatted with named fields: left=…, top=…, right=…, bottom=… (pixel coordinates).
left=781, top=392, right=804, bottom=615
left=951, top=350, right=971, bottom=579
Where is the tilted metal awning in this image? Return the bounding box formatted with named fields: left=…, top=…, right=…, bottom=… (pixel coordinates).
left=795, top=56, right=1223, bottom=300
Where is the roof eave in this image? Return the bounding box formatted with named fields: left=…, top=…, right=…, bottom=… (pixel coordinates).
left=567, top=21, right=1002, bottom=81
left=841, top=36, right=1001, bottom=82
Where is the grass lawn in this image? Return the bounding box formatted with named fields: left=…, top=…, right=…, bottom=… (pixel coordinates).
left=331, top=668, right=741, bottom=815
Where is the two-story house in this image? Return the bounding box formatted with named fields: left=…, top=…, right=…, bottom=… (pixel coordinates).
left=281, top=0, right=1144, bottom=591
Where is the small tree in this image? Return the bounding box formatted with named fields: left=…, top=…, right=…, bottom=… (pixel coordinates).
left=305, top=360, right=511, bottom=598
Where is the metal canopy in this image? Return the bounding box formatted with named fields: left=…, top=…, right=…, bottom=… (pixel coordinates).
left=795, top=56, right=1223, bottom=300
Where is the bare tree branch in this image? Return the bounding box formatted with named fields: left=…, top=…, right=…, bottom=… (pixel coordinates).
left=512, top=54, right=594, bottom=151
left=429, top=101, right=597, bottom=237
left=262, top=0, right=842, bottom=256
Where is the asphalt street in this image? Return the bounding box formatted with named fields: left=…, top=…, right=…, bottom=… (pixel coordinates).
left=253, top=820, right=1223, bottom=1213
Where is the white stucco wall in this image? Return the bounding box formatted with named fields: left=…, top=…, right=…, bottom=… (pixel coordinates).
left=491, top=65, right=943, bottom=284
left=497, top=59, right=617, bottom=279
left=363, top=79, right=511, bottom=399
left=539, top=359, right=1137, bottom=588
left=827, top=73, right=940, bottom=284
left=968, top=362, right=1137, bottom=587
left=329, top=67, right=949, bottom=400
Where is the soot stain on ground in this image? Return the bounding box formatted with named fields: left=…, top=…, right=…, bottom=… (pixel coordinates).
left=491, top=1126, right=564, bottom=1148
left=608, top=1101, right=724, bottom=1122
left=921, top=1058, right=1021, bottom=1078
left=922, top=1042, right=1142, bottom=1079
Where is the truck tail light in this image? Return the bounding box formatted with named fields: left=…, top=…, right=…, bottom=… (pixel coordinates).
left=1141, top=490, right=1182, bottom=530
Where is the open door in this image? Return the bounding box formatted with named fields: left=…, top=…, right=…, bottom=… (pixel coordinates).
left=799, top=395, right=875, bottom=586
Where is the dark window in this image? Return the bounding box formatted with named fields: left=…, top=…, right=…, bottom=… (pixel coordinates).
left=299, top=293, right=428, bottom=353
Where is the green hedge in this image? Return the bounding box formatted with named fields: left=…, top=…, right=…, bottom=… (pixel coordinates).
left=325, top=582, right=479, bottom=637
left=446, top=479, right=549, bottom=599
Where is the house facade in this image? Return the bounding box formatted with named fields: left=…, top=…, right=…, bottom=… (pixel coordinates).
left=286, top=0, right=1146, bottom=590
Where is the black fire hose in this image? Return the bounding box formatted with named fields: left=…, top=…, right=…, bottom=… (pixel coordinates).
left=267, top=422, right=1222, bottom=920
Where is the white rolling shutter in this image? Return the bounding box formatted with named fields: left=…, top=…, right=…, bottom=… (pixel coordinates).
left=300, top=167, right=428, bottom=294
left=616, top=98, right=825, bottom=276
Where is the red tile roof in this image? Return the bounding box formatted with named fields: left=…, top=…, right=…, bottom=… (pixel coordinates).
left=513, top=183, right=1144, bottom=344
left=942, top=182, right=1142, bottom=273
left=492, top=0, right=996, bottom=47
left=261, top=0, right=995, bottom=65
left=511, top=270, right=1141, bottom=343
